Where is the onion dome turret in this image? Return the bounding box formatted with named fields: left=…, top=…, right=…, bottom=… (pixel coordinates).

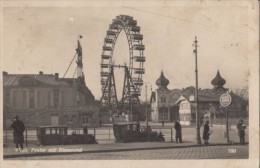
left=156, top=71, right=169, bottom=89
left=211, top=70, right=226, bottom=89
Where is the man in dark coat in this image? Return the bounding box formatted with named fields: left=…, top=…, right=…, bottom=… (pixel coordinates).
left=83, top=124, right=88, bottom=134
left=10, top=116, right=25, bottom=151
left=237, top=119, right=246, bottom=144
left=161, top=120, right=165, bottom=127
left=203, top=121, right=210, bottom=144
left=174, top=119, right=182, bottom=143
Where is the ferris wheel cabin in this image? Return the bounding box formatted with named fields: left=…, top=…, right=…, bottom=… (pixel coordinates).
left=132, top=78, right=143, bottom=86
left=134, top=68, right=145, bottom=74
left=109, top=24, right=121, bottom=30
left=116, top=15, right=133, bottom=20
left=133, top=56, right=145, bottom=62
left=104, top=38, right=114, bottom=44
left=131, top=34, right=143, bottom=41
left=130, top=26, right=140, bottom=32
left=133, top=44, right=145, bottom=50
left=126, top=20, right=137, bottom=26
left=103, top=46, right=113, bottom=51
left=101, top=55, right=111, bottom=59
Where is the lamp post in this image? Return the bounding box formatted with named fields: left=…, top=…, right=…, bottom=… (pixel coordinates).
left=163, top=105, right=165, bottom=127
left=145, top=84, right=148, bottom=127
left=193, top=36, right=202, bottom=145
left=145, top=83, right=152, bottom=128
left=130, top=94, right=133, bottom=122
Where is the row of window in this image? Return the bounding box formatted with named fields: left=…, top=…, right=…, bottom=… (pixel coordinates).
left=5, top=89, right=80, bottom=108
left=158, top=111, right=169, bottom=120
left=62, top=115, right=89, bottom=124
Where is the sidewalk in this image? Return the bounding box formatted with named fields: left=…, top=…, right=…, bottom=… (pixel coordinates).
left=3, top=139, right=248, bottom=159
left=4, top=126, right=249, bottom=159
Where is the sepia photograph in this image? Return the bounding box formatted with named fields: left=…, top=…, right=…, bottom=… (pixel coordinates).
left=0, top=0, right=259, bottom=168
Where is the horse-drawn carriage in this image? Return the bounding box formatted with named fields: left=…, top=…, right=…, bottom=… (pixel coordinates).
left=37, top=125, right=97, bottom=146
left=113, top=122, right=165, bottom=143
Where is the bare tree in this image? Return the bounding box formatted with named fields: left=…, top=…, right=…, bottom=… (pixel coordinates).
left=234, top=85, right=249, bottom=101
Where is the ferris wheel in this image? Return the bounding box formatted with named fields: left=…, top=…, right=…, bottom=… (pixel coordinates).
left=100, top=15, right=145, bottom=115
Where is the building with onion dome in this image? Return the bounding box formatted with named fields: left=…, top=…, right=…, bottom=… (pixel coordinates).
left=150, top=71, right=181, bottom=122
left=150, top=70, right=248, bottom=125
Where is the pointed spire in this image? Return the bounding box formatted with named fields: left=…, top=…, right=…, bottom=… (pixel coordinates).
left=211, top=70, right=226, bottom=89
left=76, top=35, right=84, bottom=79
left=156, top=71, right=169, bottom=89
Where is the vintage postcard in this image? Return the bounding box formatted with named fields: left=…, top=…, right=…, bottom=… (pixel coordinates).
left=0, top=0, right=259, bottom=168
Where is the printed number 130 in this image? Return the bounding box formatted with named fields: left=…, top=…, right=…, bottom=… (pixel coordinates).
left=228, top=149, right=236, bottom=153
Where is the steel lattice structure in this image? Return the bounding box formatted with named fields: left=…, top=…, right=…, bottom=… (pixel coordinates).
left=100, top=15, right=145, bottom=117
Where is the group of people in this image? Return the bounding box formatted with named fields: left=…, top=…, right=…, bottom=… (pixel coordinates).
left=174, top=119, right=210, bottom=144
left=9, top=115, right=247, bottom=152
left=174, top=119, right=247, bottom=145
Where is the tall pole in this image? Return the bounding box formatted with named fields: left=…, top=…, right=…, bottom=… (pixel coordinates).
left=194, top=36, right=201, bottom=145
left=76, top=35, right=83, bottom=79
left=145, top=84, right=148, bottom=127
left=226, top=108, right=230, bottom=143
left=163, top=105, right=164, bottom=124
left=131, top=94, right=133, bottom=122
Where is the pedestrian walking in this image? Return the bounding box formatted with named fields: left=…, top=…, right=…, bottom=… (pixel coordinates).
left=83, top=124, right=88, bottom=134
left=237, top=119, right=246, bottom=144
left=174, top=119, right=182, bottom=143
left=10, top=116, right=25, bottom=151
left=203, top=121, right=210, bottom=144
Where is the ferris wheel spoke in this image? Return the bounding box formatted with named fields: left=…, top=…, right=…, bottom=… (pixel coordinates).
left=100, top=15, right=145, bottom=121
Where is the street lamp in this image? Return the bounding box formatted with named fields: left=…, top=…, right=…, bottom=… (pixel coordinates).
left=162, top=104, right=165, bottom=127
left=145, top=84, right=148, bottom=127
left=145, top=83, right=152, bottom=128
left=130, top=94, right=133, bottom=122
left=193, top=36, right=202, bottom=145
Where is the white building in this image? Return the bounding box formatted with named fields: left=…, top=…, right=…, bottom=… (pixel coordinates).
left=150, top=71, right=180, bottom=122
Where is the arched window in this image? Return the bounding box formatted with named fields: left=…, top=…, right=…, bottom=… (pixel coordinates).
left=161, top=96, right=167, bottom=104
left=159, top=107, right=168, bottom=121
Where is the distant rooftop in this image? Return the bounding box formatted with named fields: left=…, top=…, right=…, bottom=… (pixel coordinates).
left=3, top=71, right=77, bottom=86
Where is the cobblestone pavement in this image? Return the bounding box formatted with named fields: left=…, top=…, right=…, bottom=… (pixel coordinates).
left=9, top=144, right=248, bottom=160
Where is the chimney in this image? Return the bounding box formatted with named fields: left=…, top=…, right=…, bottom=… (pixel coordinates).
left=55, top=73, right=59, bottom=79
left=39, top=71, right=43, bottom=75
left=3, top=71, right=8, bottom=76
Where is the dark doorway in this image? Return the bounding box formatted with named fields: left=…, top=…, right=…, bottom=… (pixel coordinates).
left=170, top=106, right=179, bottom=122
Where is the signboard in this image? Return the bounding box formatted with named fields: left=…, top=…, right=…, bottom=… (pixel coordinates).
left=220, top=92, right=232, bottom=107
left=189, top=95, right=195, bottom=102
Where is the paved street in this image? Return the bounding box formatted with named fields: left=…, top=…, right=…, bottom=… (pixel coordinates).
left=4, top=125, right=249, bottom=160
left=3, top=125, right=249, bottom=145
left=8, top=144, right=248, bottom=160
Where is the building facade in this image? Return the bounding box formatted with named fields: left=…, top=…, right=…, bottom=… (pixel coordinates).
left=3, top=71, right=98, bottom=129
left=150, top=70, right=248, bottom=125
left=150, top=71, right=180, bottom=123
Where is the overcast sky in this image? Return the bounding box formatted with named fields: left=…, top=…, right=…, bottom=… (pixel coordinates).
left=2, top=2, right=253, bottom=101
